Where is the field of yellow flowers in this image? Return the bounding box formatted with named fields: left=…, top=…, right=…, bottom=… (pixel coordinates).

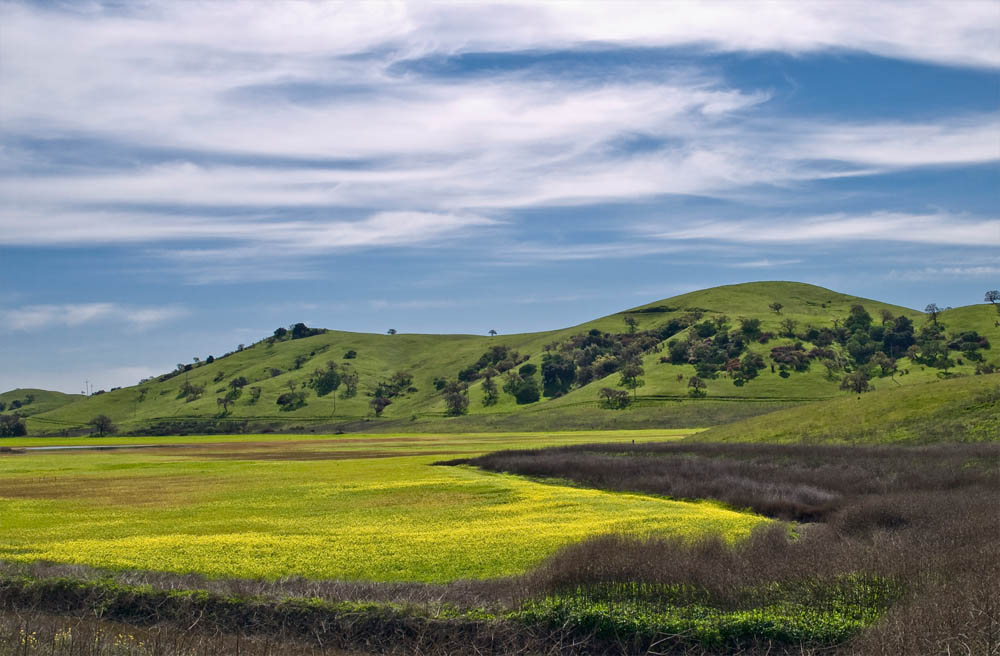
left=0, top=431, right=765, bottom=582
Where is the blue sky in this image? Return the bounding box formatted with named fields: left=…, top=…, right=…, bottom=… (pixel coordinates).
left=1, top=0, right=998, bottom=393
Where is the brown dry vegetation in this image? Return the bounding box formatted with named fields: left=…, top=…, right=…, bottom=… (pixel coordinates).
left=440, top=442, right=1000, bottom=654
left=0, top=610, right=359, bottom=656
left=442, top=441, right=1000, bottom=521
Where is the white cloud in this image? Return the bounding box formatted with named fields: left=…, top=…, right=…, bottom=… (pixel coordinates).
left=4, top=303, right=188, bottom=331
left=7, top=303, right=115, bottom=330
left=0, top=206, right=497, bottom=250
left=776, top=118, right=1000, bottom=167
left=650, top=212, right=1000, bottom=247
left=0, top=1, right=996, bottom=263
left=887, top=265, right=1000, bottom=281
left=730, top=259, right=804, bottom=268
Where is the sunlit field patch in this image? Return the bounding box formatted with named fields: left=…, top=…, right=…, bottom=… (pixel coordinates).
left=0, top=431, right=763, bottom=582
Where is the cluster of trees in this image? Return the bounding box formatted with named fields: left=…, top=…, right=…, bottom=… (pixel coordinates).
left=502, top=363, right=542, bottom=405
left=276, top=379, right=307, bottom=411
left=442, top=380, right=470, bottom=415
left=270, top=323, right=325, bottom=343
left=177, top=379, right=206, bottom=402
left=558, top=322, right=665, bottom=388
left=368, top=371, right=413, bottom=416
left=664, top=315, right=761, bottom=381
left=444, top=314, right=700, bottom=411
left=0, top=393, right=33, bottom=413
left=0, top=414, right=26, bottom=437
left=456, top=345, right=530, bottom=382
left=437, top=344, right=533, bottom=413
left=276, top=356, right=357, bottom=413
left=906, top=320, right=990, bottom=373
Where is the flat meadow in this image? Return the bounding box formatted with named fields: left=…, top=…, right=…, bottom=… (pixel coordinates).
left=0, top=430, right=764, bottom=582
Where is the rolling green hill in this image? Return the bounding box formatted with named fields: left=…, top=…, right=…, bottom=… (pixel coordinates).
left=0, top=389, right=83, bottom=418
left=693, top=373, right=999, bottom=444
left=9, top=281, right=999, bottom=436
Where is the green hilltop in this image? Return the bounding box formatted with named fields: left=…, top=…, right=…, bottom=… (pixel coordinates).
left=6, top=281, right=999, bottom=436
left=0, top=388, right=83, bottom=418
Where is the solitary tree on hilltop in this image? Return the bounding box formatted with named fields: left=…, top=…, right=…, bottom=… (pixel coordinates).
left=986, top=290, right=1000, bottom=312
left=769, top=302, right=783, bottom=314
left=489, top=329, right=497, bottom=337
left=387, top=328, right=397, bottom=335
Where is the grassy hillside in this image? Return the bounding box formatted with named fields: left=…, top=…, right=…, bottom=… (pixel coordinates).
left=14, top=281, right=1000, bottom=435
left=694, top=373, right=1000, bottom=444
left=0, top=388, right=83, bottom=418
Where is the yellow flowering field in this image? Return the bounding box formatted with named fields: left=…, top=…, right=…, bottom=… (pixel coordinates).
left=0, top=432, right=765, bottom=582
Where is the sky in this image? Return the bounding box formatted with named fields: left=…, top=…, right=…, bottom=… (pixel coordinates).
left=1, top=1, right=998, bottom=394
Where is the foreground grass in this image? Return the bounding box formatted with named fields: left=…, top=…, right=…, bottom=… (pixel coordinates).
left=0, top=431, right=762, bottom=582
left=0, top=566, right=901, bottom=655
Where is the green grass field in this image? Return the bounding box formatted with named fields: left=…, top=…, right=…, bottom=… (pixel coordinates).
left=0, top=430, right=765, bottom=582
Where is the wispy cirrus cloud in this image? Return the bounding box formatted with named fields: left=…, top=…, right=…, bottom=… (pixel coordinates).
left=886, top=265, right=1000, bottom=281
left=648, top=212, right=1000, bottom=247
left=0, top=208, right=497, bottom=249
left=4, top=303, right=188, bottom=331
left=2, top=1, right=997, bottom=264
left=729, top=259, right=804, bottom=269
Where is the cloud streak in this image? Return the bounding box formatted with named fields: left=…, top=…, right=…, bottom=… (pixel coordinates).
left=649, top=212, right=1000, bottom=247
left=5, top=303, right=188, bottom=331
left=0, top=1, right=996, bottom=274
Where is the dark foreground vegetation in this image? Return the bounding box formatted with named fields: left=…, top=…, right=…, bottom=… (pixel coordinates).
left=3, top=441, right=997, bottom=655
left=438, top=442, right=1000, bottom=654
